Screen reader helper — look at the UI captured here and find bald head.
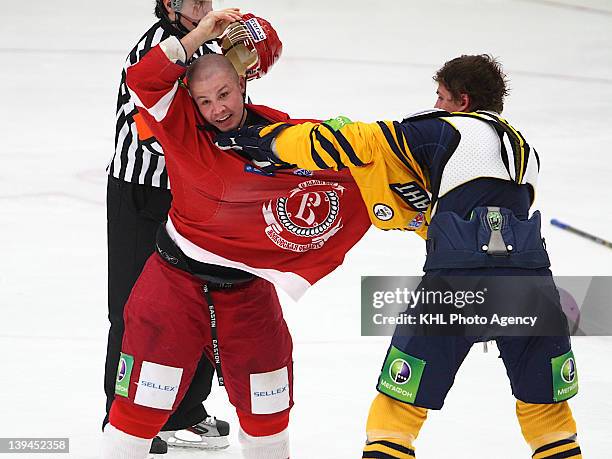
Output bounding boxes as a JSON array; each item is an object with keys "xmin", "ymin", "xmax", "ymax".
[
  {"xmin": 186, "ymin": 53, "xmax": 239, "ymax": 86},
  {"xmin": 186, "ymin": 53, "xmax": 247, "ymax": 132}
]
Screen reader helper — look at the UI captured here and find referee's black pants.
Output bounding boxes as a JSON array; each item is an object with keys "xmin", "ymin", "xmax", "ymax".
[{"xmin": 104, "ymin": 175, "xmax": 215, "ymax": 431}]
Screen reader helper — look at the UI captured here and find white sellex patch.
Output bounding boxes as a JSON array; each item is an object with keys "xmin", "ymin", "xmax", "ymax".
[
  {"xmin": 250, "ymin": 367, "xmax": 290, "ymax": 415},
  {"xmin": 134, "ymin": 361, "xmax": 183, "ymax": 410}
]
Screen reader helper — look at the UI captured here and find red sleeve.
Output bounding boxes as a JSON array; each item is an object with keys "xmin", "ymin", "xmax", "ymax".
[
  {"xmin": 125, "ymin": 44, "xmax": 202, "ymax": 155},
  {"xmin": 288, "ymin": 118, "xmax": 321, "ymax": 124}
]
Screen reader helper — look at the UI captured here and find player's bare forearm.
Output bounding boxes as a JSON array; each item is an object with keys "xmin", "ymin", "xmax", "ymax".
[{"xmin": 180, "ymin": 8, "xmax": 242, "ymax": 59}]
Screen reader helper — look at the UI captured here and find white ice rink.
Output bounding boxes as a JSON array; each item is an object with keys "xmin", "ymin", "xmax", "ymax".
[{"xmin": 1, "ymin": 0, "xmax": 612, "ymax": 457}]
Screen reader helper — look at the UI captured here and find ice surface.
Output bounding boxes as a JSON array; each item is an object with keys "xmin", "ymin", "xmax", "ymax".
[{"xmin": 1, "ymin": 0, "xmax": 611, "ymax": 457}]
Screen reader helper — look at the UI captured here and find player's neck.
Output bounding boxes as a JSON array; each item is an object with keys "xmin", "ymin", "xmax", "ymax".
[{"xmin": 238, "ymin": 108, "xmax": 248, "ymax": 129}]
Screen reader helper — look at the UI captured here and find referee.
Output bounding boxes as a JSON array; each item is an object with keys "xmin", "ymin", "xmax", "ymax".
[{"xmin": 105, "ymin": 0, "xmax": 229, "ymax": 453}]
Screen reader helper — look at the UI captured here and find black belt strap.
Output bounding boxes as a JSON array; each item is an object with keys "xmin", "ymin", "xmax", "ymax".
[
  {"xmin": 155, "ymin": 223, "xmax": 256, "ymax": 387},
  {"xmin": 155, "ymin": 223, "xmax": 255, "ymax": 285},
  {"xmin": 202, "ymin": 284, "xmax": 225, "ymax": 387}
]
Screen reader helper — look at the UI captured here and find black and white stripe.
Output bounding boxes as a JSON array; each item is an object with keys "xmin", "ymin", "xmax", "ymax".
[{"xmin": 107, "ymin": 21, "xmax": 212, "ymax": 189}]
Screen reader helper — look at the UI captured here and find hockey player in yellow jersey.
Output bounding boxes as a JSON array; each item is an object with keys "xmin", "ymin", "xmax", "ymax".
[{"xmin": 216, "ymin": 54, "xmax": 582, "ymax": 459}]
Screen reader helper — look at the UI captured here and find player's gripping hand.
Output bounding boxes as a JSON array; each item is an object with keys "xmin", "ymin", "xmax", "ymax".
[
  {"xmin": 181, "ymin": 8, "xmax": 243, "ymax": 57},
  {"xmin": 196, "ymin": 8, "xmax": 243, "ymax": 41},
  {"xmin": 215, "ymin": 123, "xmax": 294, "ymax": 169}
]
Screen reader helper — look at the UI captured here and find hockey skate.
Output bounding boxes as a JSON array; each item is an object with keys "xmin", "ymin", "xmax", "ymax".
[{"xmin": 158, "ymin": 417, "xmax": 230, "ymax": 450}]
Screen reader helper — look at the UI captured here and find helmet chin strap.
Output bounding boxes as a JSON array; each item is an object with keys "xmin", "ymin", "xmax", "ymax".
[
  {"xmin": 157, "ymin": 0, "xmax": 194, "ymax": 37},
  {"xmin": 170, "ymin": 0, "xmax": 200, "ymax": 34},
  {"xmin": 175, "ymin": 12, "xmax": 199, "ymax": 32}
]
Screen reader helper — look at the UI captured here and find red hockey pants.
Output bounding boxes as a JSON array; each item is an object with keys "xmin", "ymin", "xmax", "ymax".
[{"xmin": 109, "ymin": 254, "xmax": 294, "ymax": 438}]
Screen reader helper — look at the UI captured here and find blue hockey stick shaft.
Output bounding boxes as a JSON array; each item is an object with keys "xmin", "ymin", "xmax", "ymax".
[{"xmin": 550, "ymin": 219, "xmax": 612, "ymax": 249}]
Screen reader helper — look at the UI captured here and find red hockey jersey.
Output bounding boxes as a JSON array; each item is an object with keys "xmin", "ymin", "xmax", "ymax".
[{"xmin": 125, "ymin": 41, "xmax": 371, "ymax": 299}]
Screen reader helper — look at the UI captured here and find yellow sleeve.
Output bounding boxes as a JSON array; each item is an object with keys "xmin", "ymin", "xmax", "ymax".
[
  {"xmin": 272, "ymin": 117, "xmax": 431, "ymax": 237},
  {"xmin": 272, "ymin": 117, "xmax": 381, "ymax": 171}
]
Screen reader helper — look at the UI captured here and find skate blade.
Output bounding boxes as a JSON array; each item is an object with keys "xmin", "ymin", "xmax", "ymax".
[{"xmin": 166, "ymin": 436, "xmax": 230, "ymax": 450}]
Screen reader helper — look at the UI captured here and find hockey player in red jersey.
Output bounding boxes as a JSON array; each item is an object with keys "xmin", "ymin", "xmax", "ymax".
[
  {"xmin": 106, "ymin": 1, "xmax": 229, "ymax": 453},
  {"xmin": 102, "ymin": 8, "xmax": 371, "ymax": 459}
]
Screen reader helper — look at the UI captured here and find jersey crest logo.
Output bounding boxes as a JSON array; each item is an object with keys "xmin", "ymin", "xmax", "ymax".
[
  {"xmin": 390, "ymin": 182, "xmax": 430, "ymax": 211},
  {"xmin": 262, "ymin": 180, "xmax": 344, "ymax": 252},
  {"xmin": 373, "ymin": 203, "xmax": 394, "ymax": 221},
  {"xmin": 487, "ymin": 210, "xmax": 503, "ymax": 231}
]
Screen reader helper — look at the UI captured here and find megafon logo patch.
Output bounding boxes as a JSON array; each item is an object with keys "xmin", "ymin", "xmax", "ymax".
[
  {"xmin": 389, "ymin": 359, "xmax": 412, "ymax": 385},
  {"xmin": 115, "ymin": 353, "xmax": 134, "ymax": 398},
  {"xmin": 561, "ymin": 358, "xmax": 576, "ymax": 384},
  {"xmin": 117, "ymin": 358, "xmax": 127, "ymax": 382},
  {"xmin": 245, "ymin": 18, "xmax": 267, "ymax": 43}
]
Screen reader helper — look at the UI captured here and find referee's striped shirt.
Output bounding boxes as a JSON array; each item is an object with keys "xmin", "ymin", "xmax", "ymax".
[{"xmin": 108, "ymin": 20, "xmax": 212, "ymax": 189}]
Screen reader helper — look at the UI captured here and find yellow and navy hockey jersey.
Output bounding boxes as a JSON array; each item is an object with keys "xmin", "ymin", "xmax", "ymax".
[{"xmin": 271, "ymin": 110, "xmax": 539, "ymax": 238}]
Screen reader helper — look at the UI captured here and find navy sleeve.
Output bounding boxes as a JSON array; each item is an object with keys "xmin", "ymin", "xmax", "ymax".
[{"xmin": 400, "ymin": 118, "xmax": 458, "ymax": 183}]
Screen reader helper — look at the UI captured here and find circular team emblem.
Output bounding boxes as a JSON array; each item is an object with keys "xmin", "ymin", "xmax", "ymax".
[
  {"xmin": 389, "ymin": 359, "xmax": 412, "ymax": 385},
  {"xmin": 276, "ymin": 191, "xmax": 339, "ymax": 237},
  {"xmin": 263, "ymin": 180, "xmax": 345, "ymax": 253},
  {"xmin": 117, "ymin": 357, "xmax": 127, "ymax": 383},
  {"xmin": 373, "ymin": 203, "xmax": 394, "ymax": 221},
  {"xmin": 561, "ymin": 358, "xmax": 576, "ymax": 384}
]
